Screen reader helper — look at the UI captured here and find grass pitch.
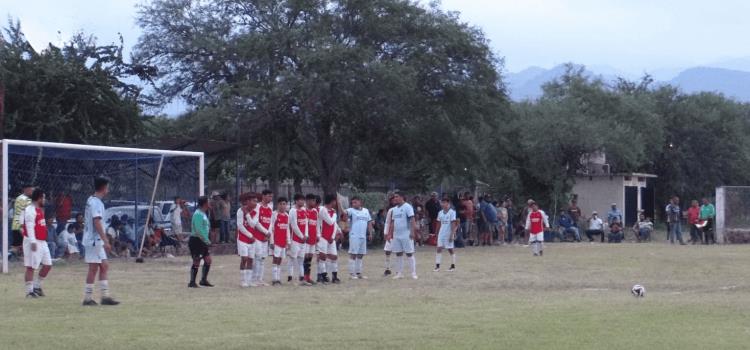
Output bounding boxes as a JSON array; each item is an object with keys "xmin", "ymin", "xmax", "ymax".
[{"xmin": 1, "ymin": 241, "xmax": 749, "ymax": 350}]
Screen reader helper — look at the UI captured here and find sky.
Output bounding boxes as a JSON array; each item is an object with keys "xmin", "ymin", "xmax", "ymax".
[{"xmin": 4, "ymin": 0, "xmax": 750, "ymax": 73}]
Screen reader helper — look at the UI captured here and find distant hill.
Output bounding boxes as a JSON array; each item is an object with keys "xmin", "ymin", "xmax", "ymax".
[{"xmin": 507, "ymin": 63, "xmax": 750, "ymax": 102}]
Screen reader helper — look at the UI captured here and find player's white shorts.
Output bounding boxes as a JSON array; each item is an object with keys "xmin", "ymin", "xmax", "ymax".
[
  {"xmin": 384, "ymin": 239, "xmax": 392, "ymax": 252},
  {"xmin": 317, "ymin": 238, "xmax": 337, "ymax": 256},
  {"xmin": 273, "ymin": 245, "xmax": 287, "ymax": 258},
  {"xmin": 289, "ymin": 241, "xmax": 306, "ymax": 258},
  {"xmin": 390, "ymin": 237, "xmax": 415, "ymax": 254},
  {"xmin": 84, "ymin": 242, "xmax": 108, "ymax": 264},
  {"xmin": 23, "ymin": 239, "xmax": 52, "ymax": 269},
  {"xmin": 304, "ymin": 243, "xmax": 317, "ymax": 255},
  {"xmin": 437, "ymin": 234, "xmax": 455, "ymax": 249},
  {"xmin": 529, "ymin": 232, "xmax": 544, "ymax": 243},
  {"xmin": 237, "ymin": 241, "xmax": 254, "ymax": 257},
  {"xmin": 253, "ymin": 240, "xmax": 269, "ymax": 257},
  {"xmin": 348, "ymin": 237, "xmax": 367, "ymax": 255}
]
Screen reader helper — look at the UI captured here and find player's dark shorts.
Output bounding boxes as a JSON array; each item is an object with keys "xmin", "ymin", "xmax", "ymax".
[
  {"xmin": 210, "ymin": 220, "xmax": 220, "ymax": 229},
  {"xmin": 188, "ymin": 236, "xmax": 210, "ymax": 259},
  {"xmin": 11, "ymin": 230, "xmax": 22, "ymax": 247}
]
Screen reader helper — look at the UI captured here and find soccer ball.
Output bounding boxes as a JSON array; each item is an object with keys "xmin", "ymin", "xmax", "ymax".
[{"xmin": 631, "ymin": 284, "xmax": 646, "ymax": 297}]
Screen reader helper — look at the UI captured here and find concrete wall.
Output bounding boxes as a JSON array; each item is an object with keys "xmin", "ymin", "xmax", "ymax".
[{"xmin": 571, "ymin": 176, "xmax": 625, "ymax": 219}]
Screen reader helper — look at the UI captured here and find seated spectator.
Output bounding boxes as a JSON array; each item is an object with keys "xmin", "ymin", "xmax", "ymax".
[
  {"xmin": 557, "ymin": 210, "xmax": 581, "ymax": 242},
  {"xmin": 106, "ymin": 216, "xmax": 121, "ymax": 257},
  {"xmin": 45, "ymin": 216, "xmax": 59, "ymax": 259},
  {"xmin": 633, "ymin": 213, "xmax": 654, "ymax": 242},
  {"xmin": 121, "ymin": 215, "xmax": 138, "ymax": 253},
  {"xmin": 608, "ymin": 222, "xmax": 624, "ymax": 243},
  {"xmin": 585, "ymin": 211, "xmax": 605, "ymax": 242},
  {"xmin": 57, "ymin": 225, "xmax": 80, "ymax": 259}
]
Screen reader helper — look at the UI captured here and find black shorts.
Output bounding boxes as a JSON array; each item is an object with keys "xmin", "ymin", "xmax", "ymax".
[
  {"xmin": 188, "ymin": 236, "xmax": 210, "ymax": 260},
  {"xmin": 210, "ymin": 220, "xmax": 221, "ymax": 229},
  {"xmin": 11, "ymin": 230, "xmax": 22, "ymax": 247}
]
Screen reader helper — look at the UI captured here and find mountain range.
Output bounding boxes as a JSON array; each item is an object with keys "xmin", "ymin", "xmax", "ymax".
[{"xmin": 506, "ymin": 58, "xmax": 750, "ymax": 102}]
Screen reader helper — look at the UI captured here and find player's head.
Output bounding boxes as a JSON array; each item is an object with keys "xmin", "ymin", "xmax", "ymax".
[
  {"xmin": 293, "ymin": 193, "xmax": 305, "ymax": 207},
  {"xmin": 639, "ymin": 212, "xmax": 646, "ymax": 220},
  {"xmin": 531, "ymin": 202, "xmax": 539, "ymax": 211},
  {"xmin": 592, "ymin": 210, "xmax": 598, "ymax": 218},
  {"xmin": 440, "ymin": 196, "xmax": 450, "ymax": 210},
  {"xmin": 94, "ymin": 177, "xmax": 110, "ymax": 196},
  {"xmin": 197, "ymin": 196, "xmax": 210, "ymax": 211},
  {"xmin": 351, "ymin": 196, "xmax": 362, "ymax": 209},
  {"xmin": 387, "ymin": 193, "xmax": 396, "ymax": 207},
  {"xmin": 324, "ymin": 194, "xmax": 337, "ymax": 208},
  {"xmin": 702, "ymin": 197, "xmax": 709, "ymax": 205},
  {"xmin": 31, "ymin": 188, "xmax": 45, "ymax": 206},
  {"xmin": 277, "ymin": 197, "xmax": 288, "ymax": 212},
  {"xmin": 315, "ymin": 195, "xmax": 322, "ymax": 205},
  {"xmin": 261, "ymin": 189, "xmax": 273, "ymax": 203},
  {"xmin": 691, "ymin": 199, "xmax": 699, "ymax": 207},
  {"xmin": 76, "ymin": 213, "xmax": 84, "ymax": 222},
  {"xmin": 305, "ymin": 194, "xmax": 316, "ymax": 207},
  {"xmin": 174, "ymin": 196, "xmax": 182, "ymax": 204},
  {"xmin": 22, "ymin": 184, "xmax": 34, "ymax": 195},
  {"xmin": 392, "ymin": 191, "xmax": 405, "ymax": 205}
]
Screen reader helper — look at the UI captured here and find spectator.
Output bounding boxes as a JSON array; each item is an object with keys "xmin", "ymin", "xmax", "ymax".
[
  {"xmin": 700, "ymin": 198, "xmax": 716, "ymax": 244},
  {"xmin": 412, "ymin": 196, "xmax": 426, "ymax": 245},
  {"xmin": 425, "ymin": 192, "xmax": 441, "ymax": 235},
  {"xmin": 54, "ymin": 191, "xmax": 73, "ymax": 235},
  {"xmin": 121, "ymin": 215, "xmax": 137, "ymax": 253},
  {"xmin": 505, "ymin": 199, "xmax": 515, "ymax": 243},
  {"xmin": 58, "ymin": 225, "xmax": 80, "ymax": 259},
  {"xmin": 666, "ymin": 196, "xmax": 686, "ymax": 245},
  {"xmin": 586, "ymin": 211, "xmax": 605, "ymax": 242},
  {"xmin": 11, "ymin": 184, "xmax": 34, "ymax": 257},
  {"xmin": 219, "ymin": 193, "xmax": 231, "ymax": 243},
  {"xmin": 606, "ymin": 203, "xmax": 623, "ymax": 225},
  {"xmin": 45, "ymin": 216, "xmax": 59, "ymax": 259},
  {"xmin": 608, "ymin": 222, "xmax": 624, "ymax": 243},
  {"xmin": 633, "ymin": 213, "xmax": 653, "ymax": 242},
  {"xmin": 687, "ymin": 200, "xmax": 701, "ymax": 244},
  {"xmin": 478, "ymin": 195, "xmax": 498, "ymax": 246},
  {"xmin": 557, "ymin": 210, "xmax": 581, "ymax": 242},
  {"xmin": 568, "ymin": 199, "xmax": 583, "ymax": 228},
  {"xmin": 106, "ymin": 215, "xmax": 121, "ymax": 257},
  {"xmin": 170, "ymin": 196, "xmax": 184, "ymax": 236},
  {"xmin": 69, "ymin": 213, "xmax": 85, "ymax": 255},
  {"xmin": 459, "ymin": 192, "xmax": 475, "ymax": 246},
  {"xmin": 496, "ymin": 200, "xmax": 508, "ymax": 244}
]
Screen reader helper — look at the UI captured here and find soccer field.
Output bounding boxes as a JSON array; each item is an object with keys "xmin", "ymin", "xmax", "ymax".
[{"xmin": 1, "ymin": 242, "xmax": 749, "ymax": 350}]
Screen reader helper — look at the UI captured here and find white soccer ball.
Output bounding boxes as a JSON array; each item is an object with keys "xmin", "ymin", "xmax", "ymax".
[{"xmin": 631, "ymin": 284, "xmax": 646, "ymax": 297}]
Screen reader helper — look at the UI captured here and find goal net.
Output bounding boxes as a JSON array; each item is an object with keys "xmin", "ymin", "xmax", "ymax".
[
  {"xmin": 715, "ymin": 186, "xmax": 750, "ymax": 244},
  {"xmin": 2, "ymin": 139, "xmax": 204, "ymax": 273}
]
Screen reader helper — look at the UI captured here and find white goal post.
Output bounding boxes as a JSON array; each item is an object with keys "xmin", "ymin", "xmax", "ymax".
[{"xmin": 2, "ymin": 139, "xmax": 205, "ymax": 273}]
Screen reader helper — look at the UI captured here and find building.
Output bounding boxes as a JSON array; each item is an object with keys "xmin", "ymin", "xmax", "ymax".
[{"xmin": 571, "ymin": 173, "xmax": 657, "ymax": 226}]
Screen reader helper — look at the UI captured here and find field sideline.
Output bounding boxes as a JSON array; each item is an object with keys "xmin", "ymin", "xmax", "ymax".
[{"xmin": 1, "ymin": 242, "xmax": 749, "ymax": 350}]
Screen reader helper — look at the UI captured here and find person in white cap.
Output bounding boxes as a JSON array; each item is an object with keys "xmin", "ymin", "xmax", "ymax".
[{"xmin": 586, "ymin": 211, "xmax": 605, "ymax": 242}]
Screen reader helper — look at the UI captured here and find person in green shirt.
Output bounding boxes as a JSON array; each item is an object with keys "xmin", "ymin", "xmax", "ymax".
[
  {"xmin": 700, "ymin": 198, "xmax": 716, "ymax": 244},
  {"xmin": 188, "ymin": 196, "xmax": 214, "ymax": 288}
]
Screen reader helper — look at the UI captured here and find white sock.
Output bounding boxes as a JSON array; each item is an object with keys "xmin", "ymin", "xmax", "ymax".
[
  {"xmin": 451, "ymin": 253, "xmax": 456, "ymax": 265},
  {"xmin": 435, "ymin": 253, "xmax": 442, "ymax": 265},
  {"xmin": 241, "ymin": 269, "xmax": 246, "ymax": 284},
  {"xmin": 287, "ymin": 257, "xmax": 295, "ymax": 277},
  {"xmin": 298, "ymin": 258, "xmax": 304, "ymax": 277},
  {"xmin": 320, "ymin": 260, "xmax": 327, "ymax": 274},
  {"xmin": 99, "ymin": 280, "xmax": 110, "ymax": 297},
  {"xmin": 25, "ymin": 281, "xmax": 34, "ymax": 293},
  {"xmin": 33, "ymin": 276, "xmax": 44, "ymax": 289},
  {"xmin": 397, "ymin": 256, "xmax": 404, "ymax": 274},
  {"xmin": 385, "ymin": 255, "xmax": 391, "ymax": 270},
  {"xmin": 258, "ymin": 258, "xmax": 266, "ymax": 281},
  {"xmin": 84, "ymin": 283, "xmax": 94, "ymax": 301},
  {"xmin": 408, "ymin": 256, "xmax": 416, "ymax": 275},
  {"xmin": 356, "ymin": 259, "xmax": 363, "ymax": 274},
  {"xmin": 330, "ymin": 260, "xmax": 338, "ymax": 273},
  {"xmin": 349, "ymin": 259, "xmax": 356, "ymax": 275},
  {"xmin": 272, "ymin": 265, "xmax": 280, "ymax": 281}
]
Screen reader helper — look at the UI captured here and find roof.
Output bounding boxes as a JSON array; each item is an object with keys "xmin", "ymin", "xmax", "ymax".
[{"xmin": 576, "ymin": 172, "xmax": 658, "ymax": 179}]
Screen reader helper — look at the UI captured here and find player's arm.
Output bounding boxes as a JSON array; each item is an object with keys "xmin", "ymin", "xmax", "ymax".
[
  {"xmin": 320, "ymin": 208, "xmax": 336, "ymax": 226},
  {"xmin": 385, "ymin": 210, "xmax": 393, "ymax": 241},
  {"xmin": 525, "ymin": 214, "xmax": 531, "ymax": 231},
  {"xmin": 451, "ymin": 219, "xmax": 459, "ymax": 241},
  {"xmin": 95, "ymin": 217, "xmax": 109, "ymax": 251},
  {"xmin": 236, "ymin": 209, "xmax": 255, "ymax": 242},
  {"xmin": 367, "ymin": 217, "xmax": 374, "ymax": 241},
  {"xmin": 286, "ymin": 219, "xmax": 291, "ymax": 248},
  {"xmin": 24, "ymin": 206, "xmax": 38, "ymax": 251},
  {"xmin": 409, "ymin": 216, "xmax": 417, "ymax": 240},
  {"xmin": 248, "ymin": 210, "xmax": 269, "ymax": 236},
  {"xmin": 269, "ymin": 211, "xmax": 277, "ymax": 245},
  {"xmin": 289, "ymin": 210, "xmax": 304, "ymax": 240},
  {"xmin": 543, "ymin": 213, "xmax": 550, "ymax": 229}
]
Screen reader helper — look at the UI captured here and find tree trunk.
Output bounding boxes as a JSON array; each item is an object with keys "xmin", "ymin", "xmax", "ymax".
[{"xmin": 293, "ymin": 177, "xmax": 303, "ymax": 195}]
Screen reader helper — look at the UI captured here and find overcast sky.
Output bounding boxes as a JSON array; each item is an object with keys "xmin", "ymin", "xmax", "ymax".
[{"xmin": 4, "ymin": 0, "xmax": 750, "ymax": 74}]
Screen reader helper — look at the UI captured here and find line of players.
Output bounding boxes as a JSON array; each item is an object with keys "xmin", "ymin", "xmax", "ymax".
[{"xmin": 186, "ymin": 190, "xmax": 463, "ymax": 288}]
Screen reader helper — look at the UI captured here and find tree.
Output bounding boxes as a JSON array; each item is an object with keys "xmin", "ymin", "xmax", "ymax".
[
  {"xmin": 135, "ymin": 0, "xmax": 507, "ymax": 194},
  {"xmin": 0, "ymin": 20, "xmax": 149, "ymax": 144}
]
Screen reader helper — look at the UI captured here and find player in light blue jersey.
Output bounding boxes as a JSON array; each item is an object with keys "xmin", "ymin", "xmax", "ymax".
[
  {"xmin": 386, "ymin": 191, "xmax": 418, "ymax": 280},
  {"xmin": 345, "ymin": 197, "xmax": 373, "ymax": 279},
  {"xmin": 434, "ymin": 197, "xmax": 458, "ymax": 272},
  {"xmin": 81, "ymin": 177, "xmax": 119, "ymax": 306}
]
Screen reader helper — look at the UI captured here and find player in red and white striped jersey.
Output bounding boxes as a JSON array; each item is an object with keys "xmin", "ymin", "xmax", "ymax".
[
  {"xmin": 236, "ymin": 193, "xmax": 267, "ymax": 287},
  {"xmin": 318, "ymin": 194, "xmax": 342, "ymax": 284},
  {"xmin": 269, "ymin": 198, "xmax": 291, "ymax": 286},
  {"xmin": 254, "ymin": 190, "xmax": 274, "ymax": 286},
  {"xmin": 304, "ymin": 194, "xmax": 320, "ymax": 285},
  {"xmin": 288, "ymin": 194, "xmax": 308, "ymax": 284},
  {"xmin": 22, "ymin": 188, "xmax": 53, "ymax": 298}
]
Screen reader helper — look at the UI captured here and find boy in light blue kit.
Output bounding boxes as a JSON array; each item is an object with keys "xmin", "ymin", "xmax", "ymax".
[{"xmin": 345, "ymin": 197, "xmax": 373, "ymax": 279}]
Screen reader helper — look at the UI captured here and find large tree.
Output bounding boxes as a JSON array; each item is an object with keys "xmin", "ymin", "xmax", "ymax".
[
  {"xmin": 135, "ymin": 0, "xmax": 507, "ymax": 194},
  {"xmin": 0, "ymin": 20, "xmax": 148, "ymax": 144}
]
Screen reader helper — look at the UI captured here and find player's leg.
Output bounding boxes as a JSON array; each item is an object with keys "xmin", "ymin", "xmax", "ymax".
[
  {"xmin": 448, "ymin": 248, "xmax": 456, "ymax": 271},
  {"xmin": 199, "ymin": 254, "xmax": 214, "ymax": 286},
  {"xmin": 406, "ymin": 239, "xmax": 417, "ymax": 279},
  {"xmin": 383, "ymin": 239, "xmax": 392, "ymax": 276},
  {"xmin": 24, "ymin": 266, "xmax": 36, "ymax": 297},
  {"xmin": 434, "ymin": 245, "xmax": 443, "ymax": 272},
  {"xmin": 287, "ymin": 246, "xmax": 296, "ymax": 282},
  {"xmin": 356, "ymin": 254, "xmax": 366, "ymax": 279},
  {"xmin": 316, "ymin": 239, "xmax": 328, "ymax": 283},
  {"xmin": 83, "ymin": 263, "xmax": 99, "ymax": 305},
  {"xmin": 22, "ymin": 239, "xmax": 37, "ymax": 297},
  {"xmin": 34, "ymin": 244, "xmax": 52, "ymax": 296},
  {"xmin": 349, "ymin": 252, "xmax": 358, "ymax": 279},
  {"xmin": 327, "ymin": 242, "xmax": 339, "ymax": 284}
]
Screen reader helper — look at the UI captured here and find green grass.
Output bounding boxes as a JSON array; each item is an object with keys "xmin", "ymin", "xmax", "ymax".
[{"xmin": 1, "ymin": 241, "xmax": 749, "ymax": 350}]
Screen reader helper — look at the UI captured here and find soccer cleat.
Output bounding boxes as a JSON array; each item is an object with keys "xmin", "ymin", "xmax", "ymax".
[
  {"xmin": 411, "ymin": 274, "xmax": 419, "ymax": 280},
  {"xmin": 33, "ymin": 288, "xmax": 45, "ymax": 297},
  {"xmin": 298, "ymin": 276, "xmax": 304, "ymax": 282},
  {"xmin": 272, "ymin": 280, "xmax": 282, "ymax": 286},
  {"xmin": 300, "ymin": 280, "xmax": 313, "ymax": 286},
  {"xmin": 256, "ymin": 281, "xmax": 269, "ymax": 287},
  {"xmin": 199, "ymin": 280, "xmax": 215, "ymax": 287},
  {"xmin": 539, "ymin": 250, "xmax": 543, "ymax": 256},
  {"xmin": 188, "ymin": 282, "xmax": 199, "ymax": 288},
  {"xmin": 26, "ymin": 291, "xmax": 39, "ymax": 299},
  {"xmin": 433, "ymin": 267, "xmax": 440, "ymax": 272},
  {"xmin": 331, "ymin": 277, "xmax": 341, "ymax": 284},
  {"xmin": 384, "ymin": 269, "xmax": 392, "ymax": 276},
  {"xmin": 288, "ymin": 276, "xmax": 293, "ymax": 282},
  {"xmin": 357, "ymin": 274, "xmax": 368, "ymax": 280},
  {"xmin": 350, "ymin": 274, "xmax": 360, "ymax": 279},
  {"xmin": 392, "ymin": 273, "xmax": 404, "ymax": 280},
  {"xmin": 240, "ymin": 282, "xmax": 250, "ymax": 288},
  {"xmin": 100, "ymin": 297, "xmax": 120, "ymax": 306},
  {"xmin": 82, "ymin": 299, "xmax": 98, "ymax": 306},
  {"xmin": 448, "ymin": 264, "xmax": 455, "ymax": 272}
]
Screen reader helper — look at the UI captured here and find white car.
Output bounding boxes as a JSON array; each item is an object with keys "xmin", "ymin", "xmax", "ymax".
[{"xmin": 103, "ymin": 205, "xmax": 169, "ymax": 230}]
